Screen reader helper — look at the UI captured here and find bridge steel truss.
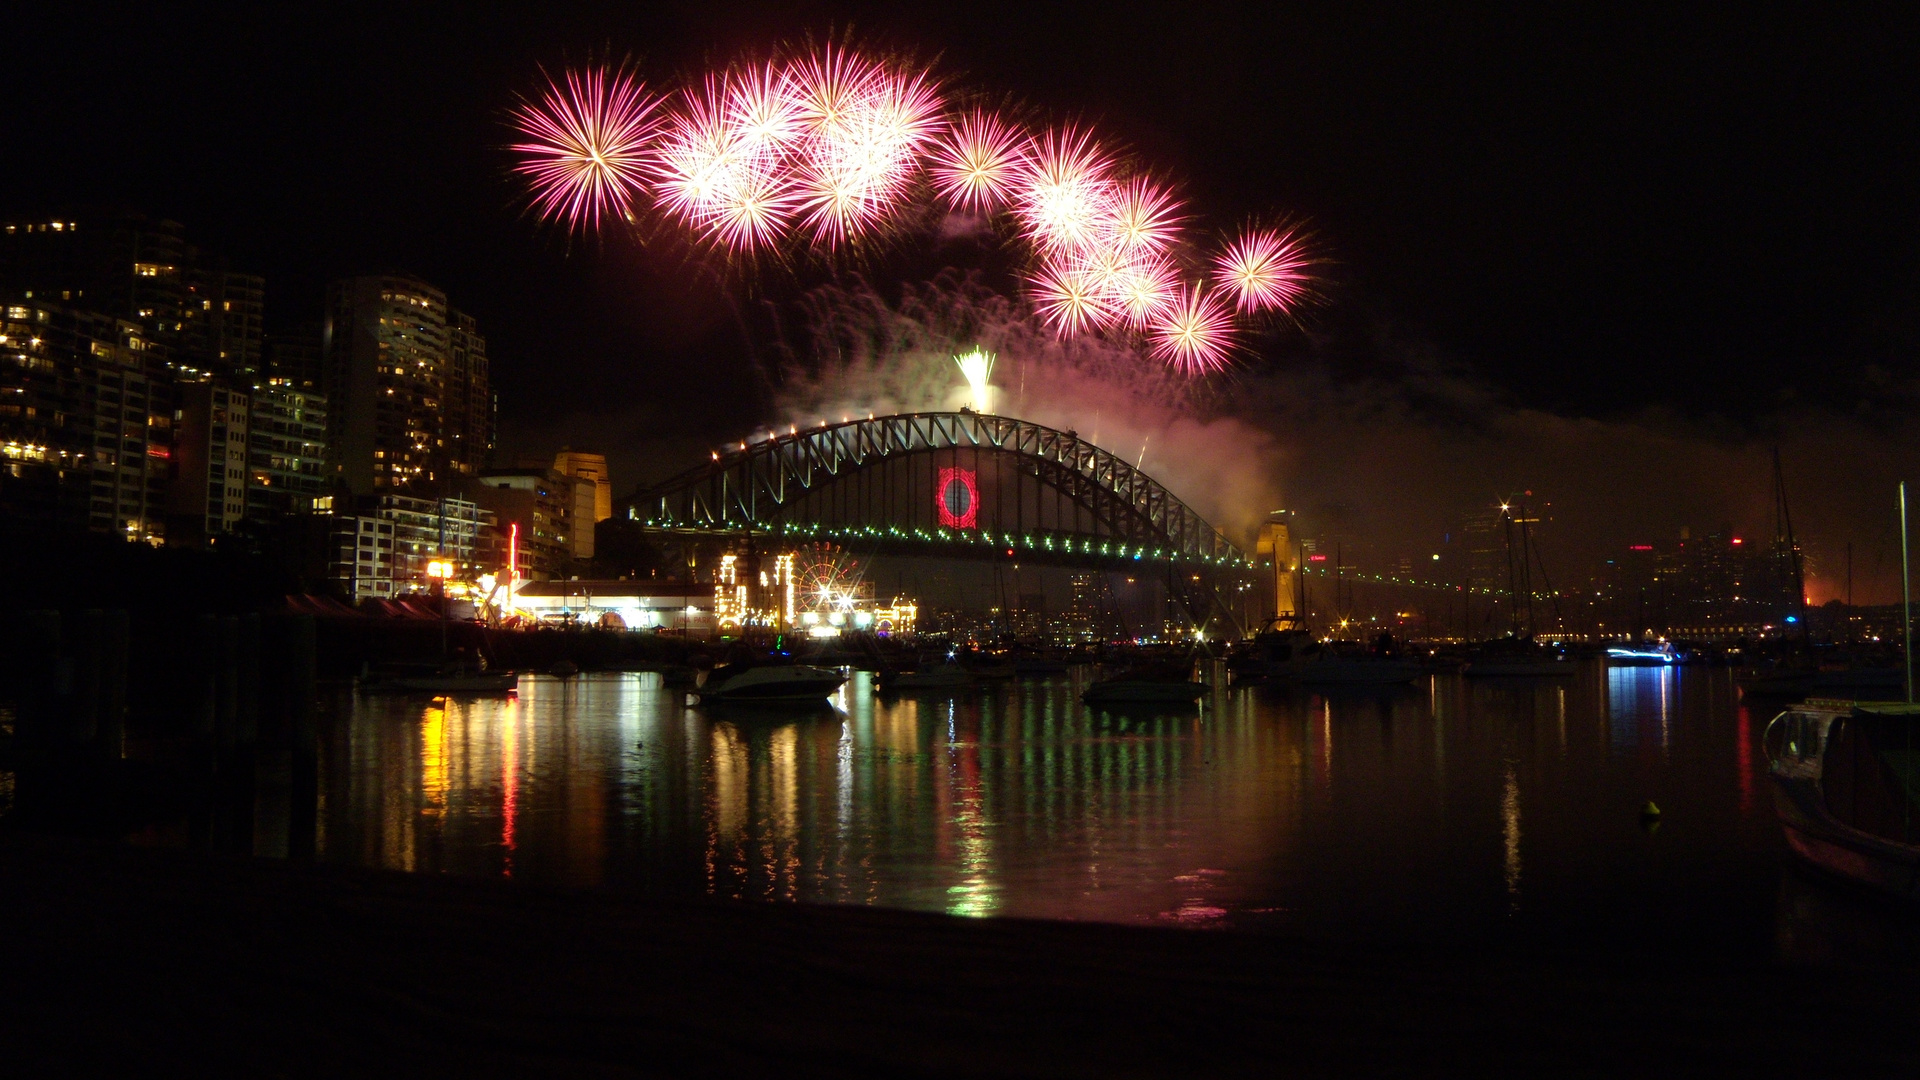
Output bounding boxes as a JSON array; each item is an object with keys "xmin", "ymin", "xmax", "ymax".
[{"xmin": 625, "ymin": 412, "xmax": 1257, "ymax": 632}]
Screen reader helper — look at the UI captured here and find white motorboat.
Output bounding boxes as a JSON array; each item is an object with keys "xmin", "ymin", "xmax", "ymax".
[{"xmin": 696, "ymin": 661, "xmax": 846, "ymax": 703}]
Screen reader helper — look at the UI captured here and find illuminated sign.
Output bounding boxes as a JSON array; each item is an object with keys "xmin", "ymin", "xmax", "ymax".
[
  {"xmin": 937, "ymin": 467, "xmax": 977, "ymax": 528},
  {"xmin": 1628, "ymin": 545, "xmax": 1653, "ymax": 551},
  {"xmin": 1306, "ymin": 554, "xmax": 1328, "ymax": 562}
]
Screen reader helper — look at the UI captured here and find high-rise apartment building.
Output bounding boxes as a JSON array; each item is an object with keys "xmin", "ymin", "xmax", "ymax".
[
  {"xmin": 323, "ymin": 276, "xmax": 448, "ymax": 495},
  {"xmin": 0, "ymin": 299, "xmax": 173, "ymax": 539},
  {"xmin": 444, "ymin": 308, "xmax": 492, "ymax": 476},
  {"xmin": 0, "ymin": 212, "xmax": 262, "ymax": 381},
  {"xmin": 171, "ymin": 382, "xmax": 251, "ymax": 541},
  {"xmin": 246, "ymin": 382, "xmax": 328, "ymax": 520},
  {"xmin": 265, "ymin": 327, "xmax": 323, "ymax": 391},
  {"xmin": 181, "ymin": 257, "xmax": 265, "ymax": 381},
  {"xmin": 322, "ymin": 276, "xmax": 490, "ymax": 496},
  {"xmin": 1, "ymin": 214, "xmax": 190, "ymax": 345}
]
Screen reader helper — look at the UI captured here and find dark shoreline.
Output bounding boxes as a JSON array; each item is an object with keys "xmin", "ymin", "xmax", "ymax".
[{"xmin": 3, "ymin": 834, "xmax": 1916, "ymax": 1077}]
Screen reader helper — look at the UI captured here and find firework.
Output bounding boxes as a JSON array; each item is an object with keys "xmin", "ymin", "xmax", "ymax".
[
  {"xmin": 653, "ymin": 74, "xmax": 797, "ymax": 249},
  {"xmin": 1030, "ymin": 263, "xmax": 1117, "ymax": 334},
  {"xmin": 1214, "ymin": 228, "xmax": 1312, "ymax": 313},
  {"xmin": 1149, "ymin": 284, "xmax": 1235, "ymax": 373},
  {"xmin": 511, "ymin": 46, "xmax": 1317, "ymax": 377},
  {"xmin": 1105, "ymin": 254, "xmax": 1181, "ymax": 328},
  {"xmin": 929, "ymin": 111, "xmax": 1028, "ymax": 212},
  {"xmin": 953, "ymin": 347, "xmax": 996, "ymax": 412},
  {"xmin": 1012, "ymin": 127, "xmax": 1116, "ymax": 256},
  {"xmin": 787, "ymin": 47, "xmax": 945, "ymax": 245},
  {"xmin": 511, "ymin": 67, "xmax": 663, "ymax": 230},
  {"xmin": 1102, "ymin": 176, "xmax": 1182, "ymax": 256}
]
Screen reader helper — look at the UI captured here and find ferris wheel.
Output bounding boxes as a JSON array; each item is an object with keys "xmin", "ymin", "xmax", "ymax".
[{"xmin": 792, "ymin": 542, "xmax": 863, "ymax": 611}]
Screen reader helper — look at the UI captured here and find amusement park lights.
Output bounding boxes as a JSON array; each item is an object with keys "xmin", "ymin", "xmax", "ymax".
[
  {"xmin": 953, "ymin": 348, "xmax": 995, "ymax": 412},
  {"xmin": 509, "ymin": 42, "xmax": 1317, "ymax": 375}
]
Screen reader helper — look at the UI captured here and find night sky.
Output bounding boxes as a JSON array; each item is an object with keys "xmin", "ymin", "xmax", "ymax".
[{"xmin": 8, "ymin": 2, "xmax": 1918, "ymax": 593}]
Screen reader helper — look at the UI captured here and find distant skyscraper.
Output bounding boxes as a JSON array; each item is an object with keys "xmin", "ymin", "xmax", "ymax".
[{"xmin": 322, "ymin": 275, "xmax": 449, "ymax": 495}]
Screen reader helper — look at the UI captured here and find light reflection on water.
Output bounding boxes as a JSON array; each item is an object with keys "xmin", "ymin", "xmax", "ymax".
[{"xmin": 313, "ymin": 666, "xmax": 1914, "ymax": 960}]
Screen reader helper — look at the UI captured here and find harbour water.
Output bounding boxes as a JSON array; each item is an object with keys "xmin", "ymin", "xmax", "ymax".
[{"xmin": 314, "ymin": 665, "xmax": 1920, "ymax": 963}]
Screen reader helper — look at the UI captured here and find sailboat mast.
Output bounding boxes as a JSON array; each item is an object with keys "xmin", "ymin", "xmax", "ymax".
[
  {"xmin": 1502, "ymin": 506, "xmax": 1521, "ymax": 637},
  {"xmin": 1902, "ymin": 482, "xmax": 1912, "ymax": 704}
]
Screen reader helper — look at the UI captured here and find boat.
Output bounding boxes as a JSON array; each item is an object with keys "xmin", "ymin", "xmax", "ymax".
[
  {"xmin": 1012, "ymin": 653, "xmax": 1071, "ymax": 676},
  {"xmin": 695, "ymin": 659, "xmax": 846, "ymax": 704},
  {"xmin": 1766, "ymin": 700, "xmax": 1920, "ymax": 900},
  {"xmin": 1083, "ymin": 673, "xmax": 1209, "ymax": 705},
  {"xmin": 1606, "ymin": 642, "xmax": 1680, "ymax": 667},
  {"xmin": 877, "ymin": 662, "xmax": 977, "ymax": 692},
  {"xmin": 1229, "ymin": 620, "xmax": 1425, "ymax": 686},
  {"xmin": 360, "ymin": 663, "xmax": 518, "ymax": 694},
  {"xmin": 1463, "ymin": 635, "xmax": 1577, "ymax": 678},
  {"xmin": 1289, "ymin": 654, "xmax": 1428, "ymax": 685}
]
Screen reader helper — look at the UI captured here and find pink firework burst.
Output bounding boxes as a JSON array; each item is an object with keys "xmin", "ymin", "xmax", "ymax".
[
  {"xmin": 725, "ymin": 62, "xmax": 805, "ymax": 152},
  {"xmin": 1214, "ymin": 228, "xmax": 1313, "ymax": 313},
  {"xmin": 511, "ymin": 67, "xmax": 663, "ymax": 230},
  {"xmin": 1149, "ymin": 284, "xmax": 1236, "ymax": 374},
  {"xmin": 653, "ymin": 75, "xmax": 797, "ymax": 250},
  {"xmin": 1030, "ymin": 263, "xmax": 1119, "ymax": 335},
  {"xmin": 788, "ymin": 51, "xmax": 945, "ymax": 245},
  {"xmin": 929, "ymin": 110, "xmax": 1028, "ymax": 212},
  {"xmin": 1106, "ymin": 254, "xmax": 1181, "ymax": 329},
  {"xmin": 1103, "ymin": 176, "xmax": 1183, "ymax": 256},
  {"xmin": 1012, "ymin": 127, "xmax": 1116, "ymax": 256}
]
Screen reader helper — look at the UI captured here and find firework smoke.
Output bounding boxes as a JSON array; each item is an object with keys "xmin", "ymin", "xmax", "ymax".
[{"xmin": 509, "ymin": 41, "xmax": 1319, "ymax": 375}]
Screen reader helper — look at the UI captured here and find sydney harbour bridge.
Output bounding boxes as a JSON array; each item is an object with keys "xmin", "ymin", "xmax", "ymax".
[{"xmin": 618, "ymin": 411, "xmax": 1268, "ymax": 636}]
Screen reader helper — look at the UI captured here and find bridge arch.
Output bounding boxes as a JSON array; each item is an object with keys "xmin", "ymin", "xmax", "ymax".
[{"xmin": 622, "ymin": 411, "xmax": 1251, "ymax": 571}]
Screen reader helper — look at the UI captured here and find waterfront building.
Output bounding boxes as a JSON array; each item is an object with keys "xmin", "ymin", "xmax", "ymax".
[
  {"xmin": 511, "ymin": 579, "xmax": 718, "ymax": 633},
  {"xmin": 327, "ymin": 514, "xmax": 395, "ymax": 600},
  {"xmin": 323, "ymin": 494, "xmax": 491, "ymax": 601}
]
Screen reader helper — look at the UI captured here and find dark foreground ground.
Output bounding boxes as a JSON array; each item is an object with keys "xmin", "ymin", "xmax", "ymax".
[{"xmin": 2, "ymin": 836, "xmax": 1917, "ymax": 1078}]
